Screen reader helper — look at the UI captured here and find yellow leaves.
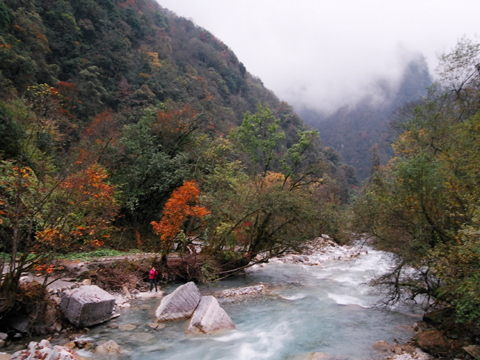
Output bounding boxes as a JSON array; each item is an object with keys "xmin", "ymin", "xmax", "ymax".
[
  {"xmin": 138, "ymin": 72, "xmax": 150, "ymax": 80},
  {"xmin": 146, "ymin": 51, "xmax": 162, "ymax": 70},
  {"xmin": 263, "ymin": 171, "xmax": 285, "ymax": 187}
]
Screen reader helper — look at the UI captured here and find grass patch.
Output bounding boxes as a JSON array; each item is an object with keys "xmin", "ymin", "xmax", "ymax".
[
  {"xmin": 61, "ymin": 248, "xmax": 144, "ymax": 261},
  {"xmin": 0, "ymin": 252, "xmax": 12, "ymax": 261}
]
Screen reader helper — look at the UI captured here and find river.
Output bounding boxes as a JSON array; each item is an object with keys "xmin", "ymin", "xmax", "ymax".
[{"xmin": 79, "ymin": 244, "xmax": 423, "ymax": 360}]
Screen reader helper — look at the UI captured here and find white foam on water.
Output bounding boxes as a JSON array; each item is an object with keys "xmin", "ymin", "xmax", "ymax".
[
  {"xmin": 327, "ymin": 293, "xmax": 371, "ymax": 308},
  {"xmin": 75, "ymin": 349, "xmax": 94, "ymax": 358},
  {"xmin": 279, "ymin": 293, "xmax": 306, "ymax": 301},
  {"xmin": 331, "ymin": 274, "xmax": 363, "ymax": 286},
  {"xmin": 211, "ymin": 330, "xmax": 248, "ymax": 343},
  {"xmin": 313, "ymin": 271, "xmax": 332, "ymax": 280},
  {"xmin": 232, "ymin": 323, "xmax": 290, "ymax": 360},
  {"xmin": 74, "ymin": 336, "xmax": 96, "ymax": 342}
]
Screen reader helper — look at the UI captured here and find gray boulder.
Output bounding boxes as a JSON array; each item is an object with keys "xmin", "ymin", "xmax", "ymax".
[
  {"xmin": 156, "ymin": 282, "xmax": 201, "ymax": 321},
  {"xmin": 187, "ymin": 296, "xmax": 235, "ymax": 335},
  {"xmin": 59, "ymin": 285, "xmax": 115, "ymax": 327}
]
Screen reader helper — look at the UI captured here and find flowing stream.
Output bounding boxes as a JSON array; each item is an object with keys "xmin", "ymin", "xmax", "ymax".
[{"xmin": 79, "ymin": 246, "xmax": 423, "ymax": 360}]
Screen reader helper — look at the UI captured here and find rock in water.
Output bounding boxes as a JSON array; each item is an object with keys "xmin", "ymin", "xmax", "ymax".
[
  {"xmin": 372, "ymin": 340, "xmax": 393, "ymax": 352},
  {"xmin": 187, "ymin": 296, "xmax": 235, "ymax": 335},
  {"xmin": 59, "ymin": 285, "xmax": 115, "ymax": 327},
  {"xmin": 94, "ymin": 340, "xmax": 122, "ymax": 355},
  {"xmin": 156, "ymin": 282, "xmax": 201, "ymax": 321}
]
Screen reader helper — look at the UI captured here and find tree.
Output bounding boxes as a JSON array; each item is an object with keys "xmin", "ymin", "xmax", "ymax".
[
  {"xmin": 0, "ymin": 93, "xmax": 118, "ymax": 318},
  {"xmin": 151, "ymin": 180, "xmax": 209, "ymax": 259},
  {"xmin": 352, "ymin": 39, "xmax": 480, "ymax": 326},
  {"xmin": 203, "ymin": 106, "xmax": 326, "ymax": 275},
  {"xmin": 111, "ymin": 104, "xmax": 204, "ymax": 234}
]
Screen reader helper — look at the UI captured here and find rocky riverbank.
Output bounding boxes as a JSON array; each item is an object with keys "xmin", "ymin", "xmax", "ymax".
[{"xmin": 1, "ymin": 236, "xmax": 479, "ymax": 359}]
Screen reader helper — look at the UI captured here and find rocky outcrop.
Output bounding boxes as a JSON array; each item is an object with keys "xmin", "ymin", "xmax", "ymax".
[
  {"xmin": 214, "ymin": 284, "xmax": 268, "ymax": 300},
  {"xmin": 415, "ymin": 329, "xmax": 449, "ymax": 355},
  {"xmin": 59, "ymin": 285, "xmax": 115, "ymax": 327},
  {"xmin": 10, "ymin": 340, "xmax": 84, "ymax": 360},
  {"xmin": 266, "ymin": 236, "xmax": 369, "ymax": 266},
  {"xmin": 156, "ymin": 282, "xmax": 201, "ymax": 321},
  {"xmin": 187, "ymin": 296, "xmax": 235, "ymax": 335}
]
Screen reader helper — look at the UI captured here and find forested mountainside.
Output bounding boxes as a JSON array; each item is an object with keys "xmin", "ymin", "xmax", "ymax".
[
  {"xmin": 300, "ymin": 56, "xmax": 432, "ymax": 181},
  {"xmin": 0, "ymin": 0, "xmax": 357, "ymax": 306},
  {"xmin": 1, "ymin": 0, "xmax": 307, "ymax": 133}
]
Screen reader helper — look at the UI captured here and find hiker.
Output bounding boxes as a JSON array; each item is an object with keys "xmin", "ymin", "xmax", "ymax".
[{"xmin": 149, "ymin": 266, "xmax": 158, "ymax": 292}]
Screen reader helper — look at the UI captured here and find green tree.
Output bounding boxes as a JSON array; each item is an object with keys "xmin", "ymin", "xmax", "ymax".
[
  {"xmin": 111, "ymin": 104, "xmax": 204, "ymax": 236},
  {"xmin": 203, "ymin": 106, "xmax": 325, "ymax": 275}
]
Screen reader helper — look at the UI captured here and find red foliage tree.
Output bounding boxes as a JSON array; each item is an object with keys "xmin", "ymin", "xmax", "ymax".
[{"xmin": 151, "ymin": 180, "xmax": 209, "ymax": 257}]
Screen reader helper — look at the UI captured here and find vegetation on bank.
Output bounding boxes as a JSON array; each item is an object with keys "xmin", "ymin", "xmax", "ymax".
[
  {"xmin": 0, "ymin": 0, "xmax": 352, "ymax": 324},
  {"xmin": 1, "ymin": 0, "xmax": 479, "ymax": 340},
  {"xmin": 351, "ymin": 38, "xmax": 480, "ymax": 329}
]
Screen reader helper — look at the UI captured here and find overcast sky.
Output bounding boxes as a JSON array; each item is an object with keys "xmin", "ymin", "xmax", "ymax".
[{"xmin": 157, "ymin": 1, "xmax": 480, "ymax": 113}]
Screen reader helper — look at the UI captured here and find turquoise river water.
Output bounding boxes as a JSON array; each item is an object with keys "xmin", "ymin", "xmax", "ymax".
[{"xmin": 77, "ymin": 247, "xmax": 423, "ymax": 360}]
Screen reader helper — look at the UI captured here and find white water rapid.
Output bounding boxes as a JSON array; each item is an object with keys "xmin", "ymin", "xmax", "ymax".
[{"xmin": 80, "ymin": 245, "xmax": 423, "ymax": 360}]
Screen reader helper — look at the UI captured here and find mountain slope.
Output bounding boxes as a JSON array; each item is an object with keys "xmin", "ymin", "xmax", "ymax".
[
  {"xmin": 0, "ymin": 0, "xmax": 307, "ymax": 138},
  {"xmin": 299, "ymin": 55, "xmax": 432, "ymax": 181}
]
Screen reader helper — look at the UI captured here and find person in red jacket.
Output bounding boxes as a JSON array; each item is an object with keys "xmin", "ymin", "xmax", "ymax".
[{"xmin": 149, "ymin": 266, "xmax": 158, "ymax": 292}]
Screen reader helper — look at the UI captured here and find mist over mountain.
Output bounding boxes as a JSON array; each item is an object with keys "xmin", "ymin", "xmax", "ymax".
[{"xmin": 298, "ymin": 55, "xmax": 433, "ymax": 181}]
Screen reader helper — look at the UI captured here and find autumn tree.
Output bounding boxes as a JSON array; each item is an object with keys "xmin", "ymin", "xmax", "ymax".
[
  {"xmin": 0, "ymin": 92, "xmax": 118, "ymax": 318},
  {"xmin": 151, "ymin": 180, "xmax": 209, "ymax": 260}
]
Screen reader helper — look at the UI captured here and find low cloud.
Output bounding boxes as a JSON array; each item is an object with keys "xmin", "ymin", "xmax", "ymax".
[{"xmin": 158, "ymin": 0, "xmax": 480, "ymax": 113}]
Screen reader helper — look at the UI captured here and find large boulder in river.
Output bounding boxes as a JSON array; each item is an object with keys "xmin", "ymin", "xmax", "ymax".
[
  {"xmin": 156, "ymin": 282, "xmax": 201, "ymax": 321},
  {"xmin": 187, "ymin": 296, "xmax": 235, "ymax": 335},
  {"xmin": 59, "ymin": 285, "xmax": 115, "ymax": 327}
]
